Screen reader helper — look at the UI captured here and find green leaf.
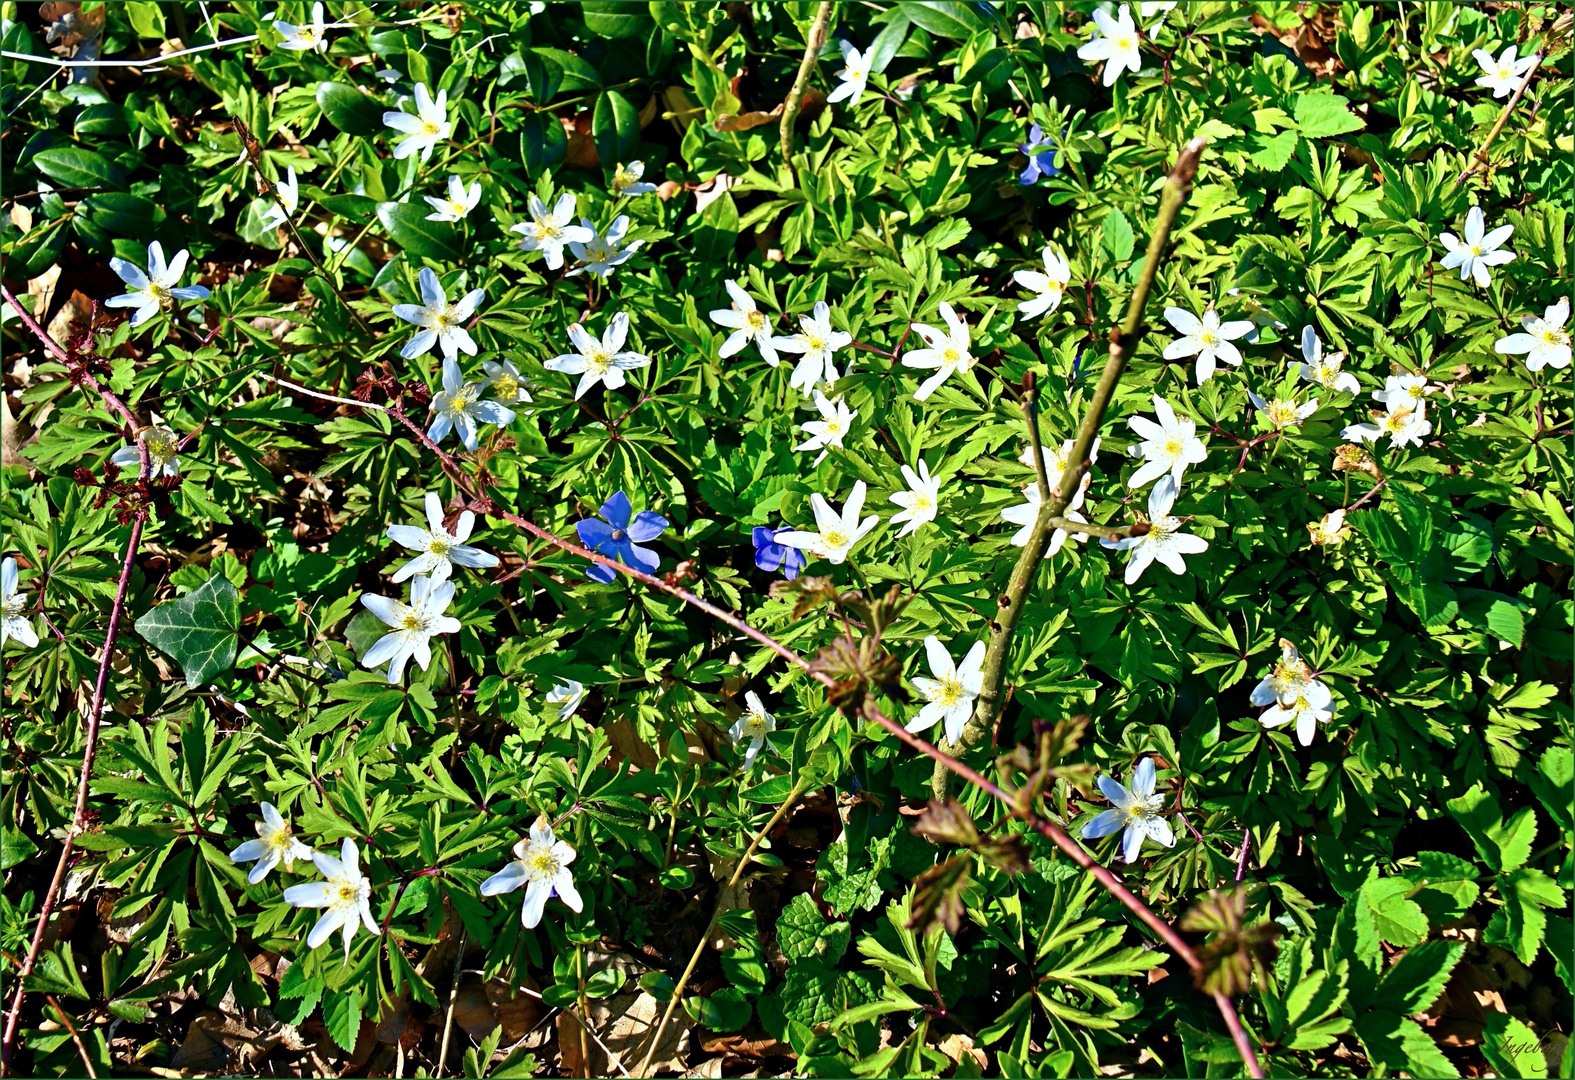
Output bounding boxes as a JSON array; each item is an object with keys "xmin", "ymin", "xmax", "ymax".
[
  {"xmin": 899, "ymin": 1, "xmax": 988, "ymax": 39},
  {"xmin": 684, "ymin": 986, "xmax": 751, "ymax": 1032},
  {"xmin": 377, "ymin": 200, "xmax": 461, "ymax": 262},
  {"xmin": 1292, "ymin": 93, "xmax": 1365, "ymax": 138},
  {"xmin": 1, "ymin": 826, "xmax": 38, "ymax": 870},
  {"xmin": 31, "ymin": 147, "xmax": 124, "ymax": 189},
  {"xmin": 135, "ymin": 574, "xmax": 241, "ymax": 688},
  {"xmin": 1353, "ymin": 1011, "xmax": 1459, "ymax": 1078},
  {"xmin": 317, "ymin": 82, "xmax": 386, "ymax": 136},
  {"xmin": 1481, "ymin": 1011, "xmax": 1550, "ymax": 1079},
  {"xmin": 741, "ymin": 773, "xmax": 796, "ymax": 803},
  {"xmin": 592, "ymin": 90, "xmax": 639, "ymax": 169},
  {"xmin": 776, "ymin": 893, "xmax": 851, "ymax": 965},
  {"xmin": 519, "ymin": 112, "xmax": 568, "ymax": 175},
  {"xmin": 1485, "ymin": 599, "xmax": 1526, "ymax": 647},
  {"xmin": 869, "ymin": 12, "xmax": 912, "ymax": 74},
  {"xmin": 1488, "ymin": 806, "xmax": 1538, "ymax": 874},
  {"xmin": 323, "ymin": 989, "xmax": 363, "ymax": 1053},
  {"xmin": 1360, "ymin": 877, "xmax": 1427, "ymax": 947},
  {"xmin": 1100, "ymin": 208, "xmax": 1135, "ymax": 263},
  {"xmin": 1248, "ymin": 131, "xmax": 1299, "ymax": 171},
  {"xmin": 1378, "ymin": 940, "xmax": 1463, "ymax": 1014},
  {"xmin": 126, "ymin": 1, "xmax": 166, "ymax": 38},
  {"xmin": 580, "ymin": 1, "xmax": 654, "ymax": 39}
]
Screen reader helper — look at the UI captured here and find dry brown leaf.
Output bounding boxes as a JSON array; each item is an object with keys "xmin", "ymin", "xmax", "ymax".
[
  {"xmin": 559, "ymin": 990, "xmax": 691, "ymax": 1078},
  {"xmin": 605, "ymin": 715, "xmax": 661, "ymax": 771},
  {"xmin": 46, "ymin": 289, "xmax": 91, "ymax": 354},
  {"xmin": 713, "ymin": 105, "xmax": 783, "ymax": 133},
  {"xmin": 483, "ymin": 976, "xmax": 546, "ymax": 1043}
]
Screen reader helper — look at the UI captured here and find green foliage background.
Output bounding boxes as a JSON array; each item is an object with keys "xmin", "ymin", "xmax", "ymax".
[{"xmin": 1, "ymin": 1, "xmax": 1571, "ymax": 1077}]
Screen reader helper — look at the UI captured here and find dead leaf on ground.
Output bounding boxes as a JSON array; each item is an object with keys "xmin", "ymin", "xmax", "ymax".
[{"xmin": 558, "ymin": 990, "xmax": 691, "ymax": 1078}]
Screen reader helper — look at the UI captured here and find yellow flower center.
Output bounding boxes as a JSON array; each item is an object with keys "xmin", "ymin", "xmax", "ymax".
[
  {"xmin": 584, "ymin": 348, "xmax": 612, "ymax": 375},
  {"xmin": 1543, "ymin": 328, "xmax": 1568, "ymax": 346},
  {"xmin": 821, "ymin": 529, "xmax": 847, "ymax": 549},
  {"xmin": 266, "ymin": 824, "xmax": 296, "ymax": 853},
  {"xmin": 1116, "ymin": 34, "xmax": 1136, "ymax": 51},
  {"xmin": 1198, "ymin": 331, "xmax": 1218, "ymax": 347},
  {"xmin": 942, "ymin": 346, "xmax": 961, "ymax": 364},
  {"xmin": 805, "ymin": 332, "xmax": 827, "ymax": 353},
  {"xmin": 1266, "ymin": 401, "xmax": 1300, "ymax": 426},
  {"xmin": 427, "ymin": 537, "xmax": 451, "ymax": 557},
  {"xmin": 527, "ymin": 847, "xmax": 559, "ymax": 878},
  {"xmin": 422, "ymin": 119, "xmax": 443, "ymax": 136},
  {"xmin": 1, "ymin": 595, "xmax": 23, "ymax": 620},
  {"xmin": 492, "ymin": 373, "xmax": 519, "ymax": 399},
  {"xmin": 743, "ymin": 717, "xmax": 767, "ymax": 738},
  {"xmin": 145, "ymin": 429, "xmax": 178, "ymax": 466},
  {"xmin": 931, "ymin": 677, "xmax": 965, "ymax": 708},
  {"xmin": 745, "ymin": 310, "xmax": 767, "ymax": 332},
  {"xmin": 147, "ymin": 281, "xmax": 172, "ymax": 304},
  {"xmin": 334, "ymin": 880, "xmax": 363, "ymax": 907},
  {"xmin": 1124, "ymin": 793, "xmax": 1164, "ymax": 824},
  {"xmin": 399, "ymin": 611, "xmax": 428, "ymax": 633},
  {"xmin": 444, "ymin": 384, "xmax": 478, "ymax": 416}
]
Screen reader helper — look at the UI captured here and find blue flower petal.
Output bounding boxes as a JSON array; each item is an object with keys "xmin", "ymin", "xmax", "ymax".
[
  {"xmin": 577, "ymin": 518, "xmax": 616, "ymax": 549},
  {"xmin": 599, "ymin": 490, "xmax": 633, "ymax": 530},
  {"xmin": 627, "ymin": 510, "xmax": 669, "ymax": 543},
  {"xmin": 626, "ymin": 543, "xmax": 661, "ymax": 575},
  {"xmin": 586, "ymin": 560, "xmax": 618, "ymax": 584}
]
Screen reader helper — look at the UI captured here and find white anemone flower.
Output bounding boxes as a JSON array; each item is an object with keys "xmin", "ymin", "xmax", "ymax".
[
  {"xmin": 393, "ymin": 267, "xmax": 484, "ymax": 361},
  {"xmin": 610, "ymin": 160, "xmax": 657, "ymax": 197},
  {"xmin": 545, "ymin": 312, "xmax": 652, "ymax": 399},
  {"xmin": 1473, "ymin": 44, "xmax": 1539, "ymax": 98},
  {"xmin": 1372, "ymin": 374, "xmax": 1434, "ymax": 411},
  {"xmin": 1101, "ymin": 482, "xmax": 1208, "ymax": 585},
  {"xmin": 1017, "ymin": 436, "xmax": 1102, "ymax": 491},
  {"xmin": 274, "ymin": 2, "xmax": 328, "ymax": 51},
  {"xmin": 710, "ymin": 280, "xmax": 779, "ymax": 365},
  {"xmin": 566, "ymin": 216, "xmax": 641, "ymax": 279},
  {"xmin": 359, "ymin": 575, "xmax": 462, "ymax": 683},
  {"xmin": 728, "ymin": 692, "xmax": 776, "ymax": 771},
  {"xmin": 106, "ymin": 241, "xmax": 211, "ymax": 327},
  {"xmin": 794, "ymin": 391, "xmax": 857, "ymax": 466},
  {"xmin": 1, "ymin": 558, "xmax": 39, "ymax": 650},
  {"xmin": 482, "ymin": 358, "xmax": 534, "ymax": 405},
  {"xmin": 1001, "ymin": 475, "xmax": 1092, "ymax": 557},
  {"xmin": 388, "ymin": 492, "xmax": 499, "ymax": 584},
  {"xmin": 1126, "ymin": 396, "xmax": 1205, "ymax": 493},
  {"xmin": 424, "ymin": 174, "xmax": 483, "ymax": 223},
  {"xmin": 1014, "ymin": 247, "xmax": 1071, "ymax": 320},
  {"xmin": 1249, "ymin": 390, "xmax": 1318, "ymax": 430},
  {"xmin": 428, "ymin": 357, "xmax": 516, "ymax": 450},
  {"xmin": 1079, "ymin": 758, "xmax": 1174, "ymax": 864},
  {"xmin": 383, "ymin": 83, "xmax": 451, "ymax": 162},
  {"xmin": 826, "ymin": 40, "xmax": 872, "ymax": 106},
  {"xmin": 1225, "ymin": 288, "xmax": 1287, "ymax": 344},
  {"xmin": 1496, "ymin": 298, "xmax": 1571, "ymax": 372},
  {"xmin": 110, "ymin": 425, "xmax": 180, "ymax": 478},
  {"xmin": 775, "ymin": 481, "xmax": 880, "ymax": 566},
  {"xmin": 1295, "ymin": 325, "xmax": 1360, "ymax": 394},
  {"xmin": 1342, "ymin": 404, "xmax": 1432, "ymax": 449},
  {"xmin": 1163, "ymin": 306, "xmax": 1255, "ymax": 385},
  {"xmin": 1439, "ymin": 207, "xmax": 1515, "ymax": 287},
  {"xmin": 902, "ymin": 302, "xmax": 976, "ymax": 401},
  {"xmin": 261, "ymin": 166, "xmax": 299, "ymax": 229},
  {"xmin": 229, "ymin": 803, "xmax": 314, "ymax": 884},
  {"xmin": 510, "ymin": 193, "xmax": 595, "ymax": 271},
  {"xmin": 1077, "ymin": 4, "xmax": 1143, "ymax": 87},
  {"xmin": 888, "ymin": 459, "xmax": 943, "ymax": 538},
  {"xmin": 772, "ymin": 301, "xmax": 853, "ymax": 395},
  {"xmin": 1250, "ymin": 640, "xmax": 1333, "ymax": 711},
  {"xmin": 1251, "ymin": 642, "xmax": 1335, "ymax": 746},
  {"xmin": 546, "ymin": 679, "xmax": 586, "ymax": 720},
  {"xmin": 480, "ymin": 815, "xmax": 582, "ymax": 929},
  {"xmin": 1308, "ymin": 509, "xmax": 1352, "ymax": 547},
  {"xmin": 282, "ymin": 839, "xmax": 380, "ymax": 961},
  {"xmin": 906, "ymin": 637, "xmax": 986, "ymax": 745}
]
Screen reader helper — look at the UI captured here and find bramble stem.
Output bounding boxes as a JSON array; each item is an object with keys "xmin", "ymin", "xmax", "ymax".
[
  {"xmin": 779, "ymin": 2, "xmax": 834, "ymax": 177},
  {"xmin": 933, "ymin": 136, "xmax": 1208, "ymax": 798},
  {"xmin": 633, "ymin": 778, "xmax": 809, "ymax": 1079},
  {"xmin": 0, "ymin": 290, "xmax": 152, "ymax": 1072}
]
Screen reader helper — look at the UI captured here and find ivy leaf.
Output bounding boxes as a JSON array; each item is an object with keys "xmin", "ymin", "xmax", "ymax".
[{"xmin": 135, "ymin": 574, "xmax": 241, "ymax": 688}]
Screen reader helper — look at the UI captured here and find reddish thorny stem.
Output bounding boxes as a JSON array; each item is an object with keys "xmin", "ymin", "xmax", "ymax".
[
  {"xmin": 0, "ymin": 285, "xmax": 151, "ymax": 1072},
  {"xmin": 1, "ymin": 297, "xmax": 1268, "ymax": 1078}
]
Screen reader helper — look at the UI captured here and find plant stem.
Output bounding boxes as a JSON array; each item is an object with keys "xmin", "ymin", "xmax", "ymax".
[
  {"xmin": 0, "ymin": 289, "xmax": 154, "ymax": 1072},
  {"xmin": 634, "ymin": 778, "xmax": 808, "ymax": 1079},
  {"xmin": 933, "ymin": 136, "xmax": 1207, "ymax": 799},
  {"xmin": 1455, "ymin": 54, "xmax": 1542, "ymax": 186},
  {"xmin": 779, "ymin": 2, "xmax": 834, "ymax": 179}
]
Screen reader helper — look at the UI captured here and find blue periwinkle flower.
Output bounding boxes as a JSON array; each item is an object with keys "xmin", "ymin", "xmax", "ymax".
[
  {"xmin": 752, "ymin": 526, "xmax": 806, "ymax": 580},
  {"xmin": 576, "ymin": 492, "xmax": 669, "ymax": 584},
  {"xmin": 1018, "ymin": 123, "xmax": 1062, "ymax": 186}
]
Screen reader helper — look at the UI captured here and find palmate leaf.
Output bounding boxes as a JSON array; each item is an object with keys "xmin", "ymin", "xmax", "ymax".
[{"xmin": 134, "ymin": 574, "xmax": 241, "ymax": 688}]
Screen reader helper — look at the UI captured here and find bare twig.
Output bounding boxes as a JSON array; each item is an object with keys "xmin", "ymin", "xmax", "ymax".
[
  {"xmin": 1235, "ymin": 828, "xmax": 1251, "ymax": 882},
  {"xmin": 1455, "ymin": 54, "xmax": 1543, "ymax": 186},
  {"xmin": 779, "ymin": 2, "xmax": 835, "ymax": 177},
  {"xmin": 936, "ymin": 137, "xmax": 1209, "ymax": 796},
  {"xmin": 1, "ymin": 36, "xmax": 261, "ymax": 69},
  {"xmin": 634, "ymin": 779, "xmax": 809, "ymax": 1079},
  {"xmin": 435, "ymin": 931, "xmax": 468, "ymax": 1078},
  {"xmin": 264, "ymin": 373, "xmax": 388, "ymax": 411}
]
